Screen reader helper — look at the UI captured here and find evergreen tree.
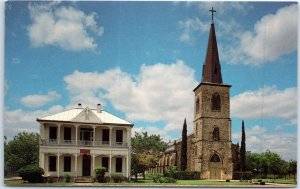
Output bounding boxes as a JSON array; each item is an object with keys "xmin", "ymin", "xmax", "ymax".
[
  {"xmin": 180, "ymin": 118, "xmax": 187, "ymax": 171},
  {"xmin": 240, "ymin": 120, "xmax": 246, "ymax": 171}
]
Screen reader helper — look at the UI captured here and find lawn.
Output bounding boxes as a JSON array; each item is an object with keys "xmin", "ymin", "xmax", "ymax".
[
  {"xmin": 5, "ymin": 179, "xmax": 254, "ymax": 186},
  {"xmin": 5, "ymin": 178, "xmax": 298, "ymax": 187}
]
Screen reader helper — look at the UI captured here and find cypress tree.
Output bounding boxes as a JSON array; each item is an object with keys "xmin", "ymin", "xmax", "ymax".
[
  {"xmin": 240, "ymin": 120, "xmax": 246, "ymax": 171},
  {"xmin": 180, "ymin": 118, "xmax": 187, "ymax": 171}
]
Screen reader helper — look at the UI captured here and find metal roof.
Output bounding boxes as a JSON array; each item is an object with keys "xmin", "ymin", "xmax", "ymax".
[{"xmin": 37, "ymin": 107, "xmax": 132, "ymax": 125}]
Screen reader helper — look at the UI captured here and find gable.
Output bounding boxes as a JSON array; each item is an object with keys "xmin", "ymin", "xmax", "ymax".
[{"xmin": 72, "ymin": 107, "xmax": 102, "ymax": 123}]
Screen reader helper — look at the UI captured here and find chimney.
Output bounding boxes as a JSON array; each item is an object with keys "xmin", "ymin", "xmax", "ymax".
[
  {"xmin": 97, "ymin": 103, "xmax": 102, "ymax": 113},
  {"xmin": 78, "ymin": 103, "xmax": 82, "ymax": 108}
]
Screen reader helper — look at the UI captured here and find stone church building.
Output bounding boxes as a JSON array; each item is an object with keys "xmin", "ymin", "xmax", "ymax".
[{"xmin": 148, "ymin": 15, "xmax": 240, "ymax": 180}]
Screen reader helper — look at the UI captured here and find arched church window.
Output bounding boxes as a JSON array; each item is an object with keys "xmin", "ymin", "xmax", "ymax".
[
  {"xmin": 212, "ymin": 127, "xmax": 220, "ymax": 141},
  {"xmin": 211, "ymin": 93, "xmax": 221, "ymax": 111},
  {"xmin": 210, "ymin": 154, "xmax": 221, "ymax": 162},
  {"xmin": 196, "ymin": 98, "xmax": 200, "ymax": 112}
]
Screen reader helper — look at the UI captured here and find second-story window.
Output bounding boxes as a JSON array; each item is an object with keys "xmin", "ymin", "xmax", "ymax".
[
  {"xmin": 102, "ymin": 129, "xmax": 109, "ymax": 143},
  {"xmin": 64, "ymin": 127, "xmax": 71, "ymax": 141},
  {"xmin": 49, "ymin": 127, "xmax": 57, "ymax": 140},
  {"xmin": 196, "ymin": 98, "xmax": 200, "ymax": 112},
  {"xmin": 116, "ymin": 130, "xmax": 123, "ymax": 143}
]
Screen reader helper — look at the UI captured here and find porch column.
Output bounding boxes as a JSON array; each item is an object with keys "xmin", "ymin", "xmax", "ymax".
[
  {"xmin": 57, "ymin": 154, "xmax": 60, "ymax": 177},
  {"xmin": 126, "ymin": 154, "xmax": 129, "ymax": 178},
  {"xmin": 92, "ymin": 154, "xmax": 96, "ymax": 176},
  {"xmin": 109, "ymin": 127, "xmax": 113, "ymax": 147},
  {"xmin": 40, "ymin": 123, "xmax": 45, "ymax": 140},
  {"xmin": 109, "ymin": 153, "xmax": 112, "ymax": 176},
  {"xmin": 57, "ymin": 124, "xmax": 61, "ymax": 145},
  {"xmin": 75, "ymin": 125, "xmax": 79, "ymax": 146},
  {"xmin": 93, "ymin": 126, "xmax": 96, "ymax": 146},
  {"xmin": 75, "ymin": 154, "xmax": 78, "ymax": 177}
]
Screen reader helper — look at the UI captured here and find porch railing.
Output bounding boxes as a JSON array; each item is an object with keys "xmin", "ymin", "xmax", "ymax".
[{"xmin": 41, "ymin": 139, "xmax": 128, "ymax": 147}]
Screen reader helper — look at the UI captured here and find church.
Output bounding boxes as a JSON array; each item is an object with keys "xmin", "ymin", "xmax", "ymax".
[{"xmin": 148, "ymin": 9, "xmax": 240, "ymax": 180}]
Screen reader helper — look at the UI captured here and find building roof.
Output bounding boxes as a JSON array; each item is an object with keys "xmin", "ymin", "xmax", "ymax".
[
  {"xmin": 37, "ymin": 106, "xmax": 133, "ymax": 126},
  {"xmin": 201, "ymin": 23, "xmax": 223, "ymax": 84}
]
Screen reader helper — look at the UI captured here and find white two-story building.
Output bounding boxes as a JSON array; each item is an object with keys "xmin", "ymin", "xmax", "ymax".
[{"xmin": 37, "ymin": 104, "xmax": 133, "ymax": 179}]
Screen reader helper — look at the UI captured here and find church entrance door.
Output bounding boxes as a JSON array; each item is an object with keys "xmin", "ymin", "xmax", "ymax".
[
  {"xmin": 209, "ymin": 154, "xmax": 222, "ymax": 180},
  {"xmin": 210, "ymin": 162, "xmax": 221, "ymax": 179}
]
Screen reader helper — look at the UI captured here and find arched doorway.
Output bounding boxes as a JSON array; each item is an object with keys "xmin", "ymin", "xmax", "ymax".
[{"xmin": 209, "ymin": 154, "xmax": 221, "ymax": 179}]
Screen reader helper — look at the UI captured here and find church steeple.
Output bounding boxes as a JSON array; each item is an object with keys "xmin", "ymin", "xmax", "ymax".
[{"xmin": 201, "ymin": 8, "xmax": 223, "ymax": 84}]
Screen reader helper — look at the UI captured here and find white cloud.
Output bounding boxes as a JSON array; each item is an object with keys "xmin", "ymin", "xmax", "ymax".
[
  {"xmin": 188, "ymin": 2, "xmax": 253, "ymax": 15},
  {"xmin": 27, "ymin": 2, "xmax": 104, "ymax": 51},
  {"xmin": 232, "ymin": 125, "xmax": 297, "ymax": 160},
  {"xmin": 231, "ymin": 86, "xmax": 297, "ymax": 124},
  {"xmin": 64, "ymin": 60, "xmax": 197, "ymax": 134},
  {"xmin": 224, "ymin": 4, "xmax": 298, "ymax": 65},
  {"xmin": 178, "ymin": 18, "xmax": 209, "ymax": 44},
  {"xmin": 20, "ymin": 91, "xmax": 61, "ymax": 109},
  {"xmin": 240, "ymin": 4, "xmax": 297, "ymax": 63},
  {"xmin": 4, "ymin": 105, "xmax": 65, "ymax": 140}
]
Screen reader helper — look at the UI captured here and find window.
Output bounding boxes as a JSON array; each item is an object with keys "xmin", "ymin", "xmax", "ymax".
[
  {"xmin": 211, "ymin": 93, "xmax": 221, "ymax": 111},
  {"xmin": 49, "ymin": 156, "xmax": 56, "ymax": 171},
  {"xmin": 116, "ymin": 130, "xmax": 123, "ymax": 143},
  {"xmin": 116, "ymin": 158, "xmax": 122, "ymax": 172},
  {"xmin": 64, "ymin": 156, "xmax": 71, "ymax": 172},
  {"xmin": 64, "ymin": 127, "xmax": 71, "ymax": 141},
  {"xmin": 212, "ymin": 127, "xmax": 220, "ymax": 141},
  {"xmin": 210, "ymin": 154, "xmax": 220, "ymax": 162},
  {"xmin": 196, "ymin": 98, "xmax": 200, "ymax": 112},
  {"xmin": 102, "ymin": 129, "xmax": 109, "ymax": 142},
  {"xmin": 49, "ymin": 127, "xmax": 57, "ymax": 140},
  {"xmin": 102, "ymin": 157, "xmax": 109, "ymax": 171}
]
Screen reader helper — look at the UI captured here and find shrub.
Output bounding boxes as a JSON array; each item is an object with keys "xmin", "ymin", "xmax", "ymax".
[
  {"xmin": 95, "ymin": 167, "xmax": 106, "ymax": 182},
  {"xmin": 111, "ymin": 173, "xmax": 125, "ymax": 183},
  {"xmin": 64, "ymin": 174, "xmax": 71, "ymax": 183},
  {"xmin": 173, "ymin": 171, "xmax": 200, "ymax": 180},
  {"xmin": 152, "ymin": 173, "xmax": 164, "ymax": 183},
  {"xmin": 18, "ymin": 164, "xmax": 44, "ymax": 183},
  {"xmin": 159, "ymin": 177, "xmax": 176, "ymax": 183},
  {"xmin": 164, "ymin": 166, "xmax": 177, "ymax": 178}
]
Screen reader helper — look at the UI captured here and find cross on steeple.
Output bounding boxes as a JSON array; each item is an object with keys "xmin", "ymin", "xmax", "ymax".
[{"xmin": 209, "ymin": 7, "xmax": 216, "ymax": 22}]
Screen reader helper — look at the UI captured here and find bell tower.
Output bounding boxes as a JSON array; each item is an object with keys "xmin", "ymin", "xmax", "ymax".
[{"xmin": 193, "ymin": 7, "xmax": 233, "ymax": 180}]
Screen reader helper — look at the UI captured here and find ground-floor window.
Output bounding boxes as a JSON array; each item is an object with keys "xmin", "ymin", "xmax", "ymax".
[
  {"xmin": 116, "ymin": 158, "xmax": 122, "ymax": 172},
  {"xmin": 49, "ymin": 156, "xmax": 56, "ymax": 171},
  {"xmin": 102, "ymin": 157, "xmax": 109, "ymax": 171},
  {"xmin": 64, "ymin": 156, "xmax": 71, "ymax": 172}
]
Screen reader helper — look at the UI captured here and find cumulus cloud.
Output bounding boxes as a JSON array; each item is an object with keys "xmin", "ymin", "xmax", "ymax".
[
  {"xmin": 178, "ymin": 18, "xmax": 210, "ymax": 44},
  {"xmin": 231, "ymin": 86, "xmax": 297, "ymax": 124},
  {"xmin": 223, "ymin": 4, "xmax": 298, "ymax": 65},
  {"xmin": 232, "ymin": 125, "xmax": 297, "ymax": 160},
  {"xmin": 64, "ymin": 60, "xmax": 197, "ymax": 134},
  {"xmin": 27, "ymin": 2, "xmax": 104, "ymax": 51},
  {"xmin": 178, "ymin": 4, "xmax": 297, "ymax": 65},
  {"xmin": 238, "ymin": 3, "xmax": 297, "ymax": 64},
  {"xmin": 20, "ymin": 91, "xmax": 61, "ymax": 109},
  {"xmin": 4, "ymin": 105, "xmax": 65, "ymax": 140}
]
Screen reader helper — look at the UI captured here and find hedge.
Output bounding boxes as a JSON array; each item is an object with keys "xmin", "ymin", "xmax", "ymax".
[{"xmin": 173, "ymin": 171, "xmax": 200, "ymax": 180}]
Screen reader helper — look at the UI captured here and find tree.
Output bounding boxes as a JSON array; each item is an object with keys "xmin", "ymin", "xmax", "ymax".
[
  {"xmin": 180, "ymin": 118, "xmax": 187, "ymax": 171},
  {"xmin": 4, "ymin": 132, "xmax": 39, "ymax": 175},
  {"xmin": 288, "ymin": 160, "xmax": 297, "ymax": 181},
  {"xmin": 240, "ymin": 120, "xmax": 246, "ymax": 171},
  {"xmin": 131, "ymin": 132, "xmax": 167, "ymax": 180}
]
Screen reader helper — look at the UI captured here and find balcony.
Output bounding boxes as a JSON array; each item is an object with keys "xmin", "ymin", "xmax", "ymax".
[{"xmin": 41, "ymin": 139, "xmax": 128, "ymax": 147}]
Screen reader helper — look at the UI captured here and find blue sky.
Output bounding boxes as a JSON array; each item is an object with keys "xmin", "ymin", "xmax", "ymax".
[{"xmin": 4, "ymin": 1, "xmax": 298, "ymax": 160}]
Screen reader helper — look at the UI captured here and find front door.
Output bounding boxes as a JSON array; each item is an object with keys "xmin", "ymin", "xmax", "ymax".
[
  {"xmin": 82, "ymin": 155, "xmax": 91, "ymax": 176},
  {"xmin": 210, "ymin": 164, "xmax": 221, "ymax": 179}
]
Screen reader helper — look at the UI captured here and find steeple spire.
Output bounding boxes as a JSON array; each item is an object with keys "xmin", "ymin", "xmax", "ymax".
[{"xmin": 201, "ymin": 8, "xmax": 223, "ymax": 84}]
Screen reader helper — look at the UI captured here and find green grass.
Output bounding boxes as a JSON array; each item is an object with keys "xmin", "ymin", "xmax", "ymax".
[{"xmin": 5, "ymin": 178, "xmax": 297, "ymax": 187}]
